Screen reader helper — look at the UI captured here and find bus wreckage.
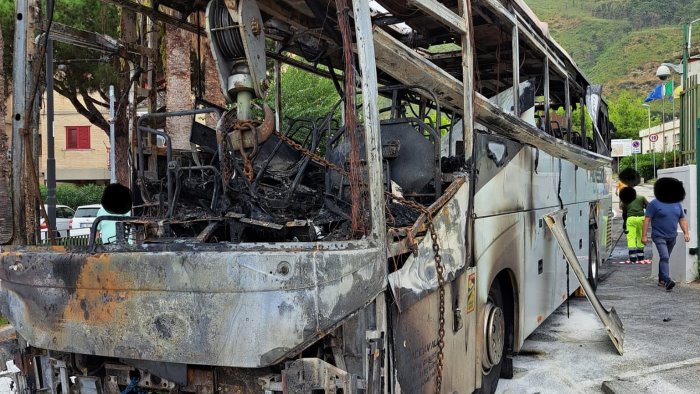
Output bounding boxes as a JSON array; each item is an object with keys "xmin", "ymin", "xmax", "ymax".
[{"xmin": 1, "ymin": 0, "xmax": 623, "ymax": 392}]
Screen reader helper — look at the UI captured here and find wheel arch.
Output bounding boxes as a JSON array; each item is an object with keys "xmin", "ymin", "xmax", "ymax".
[{"xmin": 492, "ymin": 269, "xmax": 518, "ymax": 353}]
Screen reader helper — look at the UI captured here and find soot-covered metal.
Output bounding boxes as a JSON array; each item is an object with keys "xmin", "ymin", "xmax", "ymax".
[{"xmin": 120, "ymin": 85, "xmax": 447, "ymax": 247}]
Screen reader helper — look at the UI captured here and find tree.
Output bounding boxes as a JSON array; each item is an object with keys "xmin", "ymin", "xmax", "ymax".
[
  {"xmin": 164, "ymin": 11, "xmax": 193, "ymax": 150},
  {"xmin": 267, "ymin": 65, "xmax": 340, "ymax": 131},
  {"xmin": 0, "ymin": 1, "xmax": 12, "ymax": 95},
  {"xmin": 51, "ymin": 0, "xmax": 137, "ymax": 184},
  {"xmin": 1, "ymin": 0, "xmax": 143, "ymax": 185},
  {"xmin": 608, "ymin": 91, "xmax": 649, "ymax": 139}
]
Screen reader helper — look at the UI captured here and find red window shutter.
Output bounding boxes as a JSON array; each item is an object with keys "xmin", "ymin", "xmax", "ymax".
[
  {"xmin": 66, "ymin": 127, "xmax": 78, "ymax": 149},
  {"xmin": 78, "ymin": 126, "xmax": 91, "ymax": 149}
]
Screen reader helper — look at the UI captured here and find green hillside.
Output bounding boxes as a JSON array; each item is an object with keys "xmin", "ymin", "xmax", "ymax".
[{"xmin": 524, "ymin": 0, "xmax": 690, "ymax": 96}]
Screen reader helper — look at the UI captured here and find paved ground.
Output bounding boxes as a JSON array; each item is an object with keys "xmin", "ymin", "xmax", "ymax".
[
  {"xmin": 497, "ymin": 183, "xmax": 700, "ymax": 394},
  {"xmin": 2, "ymin": 182, "xmax": 696, "ymax": 393}
]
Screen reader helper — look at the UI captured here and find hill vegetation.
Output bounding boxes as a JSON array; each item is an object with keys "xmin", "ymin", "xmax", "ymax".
[
  {"xmin": 525, "ymin": 0, "xmax": 695, "ymax": 93},
  {"xmin": 525, "ymin": 0, "xmax": 699, "ymax": 139}
]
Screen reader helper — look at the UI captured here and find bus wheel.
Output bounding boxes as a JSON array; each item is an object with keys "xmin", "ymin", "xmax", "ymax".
[
  {"xmin": 588, "ymin": 238, "xmax": 599, "ymax": 291},
  {"xmin": 480, "ymin": 280, "xmax": 506, "ymax": 394}
]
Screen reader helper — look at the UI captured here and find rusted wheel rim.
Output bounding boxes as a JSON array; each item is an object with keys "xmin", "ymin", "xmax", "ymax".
[{"xmin": 482, "ymin": 303, "xmax": 505, "ymax": 371}]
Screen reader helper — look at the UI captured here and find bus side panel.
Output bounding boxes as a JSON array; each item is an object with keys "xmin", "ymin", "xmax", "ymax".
[
  {"xmin": 551, "ymin": 203, "xmax": 591, "ymax": 303},
  {"xmin": 520, "ymin": 202, "xmax": 594, "ymax": 347},
  {"xmin": 473, "ymin": 212, "xmax": 525, "ymax": 352},
  {"xmin": 390, "ymin": 269, "xmax": 476, "ymax": 393},
  {"xmin": 521, "ymin": 208, "xmax": 561, "ymax": 343}
]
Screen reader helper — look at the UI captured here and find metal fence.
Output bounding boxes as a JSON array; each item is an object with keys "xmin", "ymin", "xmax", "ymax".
[
  {"xmin": 681, "ymin": 75, "xmax": 699, "ymax": 164},
  {"xmin": 40, "ymin": 234, "xmax": 99, "ymax": 247}
]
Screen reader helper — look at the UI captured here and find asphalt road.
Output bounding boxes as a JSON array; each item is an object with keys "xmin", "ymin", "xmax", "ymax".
[{"xmin": 496, "ymin": 191, "xmax": 700, "ymax": 394}]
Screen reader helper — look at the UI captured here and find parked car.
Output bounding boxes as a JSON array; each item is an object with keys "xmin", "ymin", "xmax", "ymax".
[
  {"xmin": 69, "ymin": 204, "xmax": 102, "ymax": 232},
  {"xmin": 39, "ymin": 205, "xmax": 75, "ymax": 239}
]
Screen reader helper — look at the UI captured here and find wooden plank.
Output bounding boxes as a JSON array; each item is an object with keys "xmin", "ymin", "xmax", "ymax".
[
  {"xmin": 407, "ymin": 0, "xmax": 467, "ymax": 34},
  {"xmin": 371, "ymin": 27, "xmax": 609, "ymax": 169}
]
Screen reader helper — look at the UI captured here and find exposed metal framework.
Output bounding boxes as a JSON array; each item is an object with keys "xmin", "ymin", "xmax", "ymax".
[{"xmin": 2, "ymin": 1, "xmax": 618, "ymax": 393}]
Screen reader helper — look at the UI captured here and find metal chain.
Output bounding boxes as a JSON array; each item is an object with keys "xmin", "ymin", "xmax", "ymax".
[
  {"xmin": 429, "ymin": 219, "xmax": 446, "ymax": 394},
  {"xmin": 224, "ymin": 119, "xmax": 262, "ymax": 182},
  {"xmin": 273, "ymin": 130, "xmax": 446, "ymax": 392},
  {"xmin": 272, "ymin": 130, "xmax": 350, "ymax": 176},
  {"xmin": 241, "ymin": 121, "xmax": 260, "ymax": 182},
  {"xmin": 386, "ymin": 194, "xmax": 446, "ymax": 394}
]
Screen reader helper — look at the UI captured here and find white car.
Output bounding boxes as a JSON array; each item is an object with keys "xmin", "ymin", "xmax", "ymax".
[
  {"xmin": 40, "ymin": 205, "xmax": 75, "ymax": 238},
  {"xmin": 69, "ymin": 204, "xmax": 102, "ymax": 233}
]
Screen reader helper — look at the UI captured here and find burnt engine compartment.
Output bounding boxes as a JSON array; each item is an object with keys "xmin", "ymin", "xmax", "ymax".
[{"xmin": 111, "ymin": 86, "xmax": 462, "ymax": 246}]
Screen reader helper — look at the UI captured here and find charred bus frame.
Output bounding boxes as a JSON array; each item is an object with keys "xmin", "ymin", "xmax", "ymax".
[{"xmin": 2, "ymin": 0, "xmax": 617, "ymax": 393}]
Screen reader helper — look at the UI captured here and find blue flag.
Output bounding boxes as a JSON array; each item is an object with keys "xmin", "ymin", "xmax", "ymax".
[{"xmin": 644, "ymin": 84, "xmax": 663, "ymax": 102}]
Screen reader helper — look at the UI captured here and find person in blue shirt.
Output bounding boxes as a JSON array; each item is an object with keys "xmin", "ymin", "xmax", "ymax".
[{"xmin": 642, "ymin": 178, "xmax": 690, "ymax": 291}]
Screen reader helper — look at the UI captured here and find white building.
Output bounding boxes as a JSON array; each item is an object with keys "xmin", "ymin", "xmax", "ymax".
[{"xmin": 639, "ymin": 118, "xmax": 679, "ymax": 154}]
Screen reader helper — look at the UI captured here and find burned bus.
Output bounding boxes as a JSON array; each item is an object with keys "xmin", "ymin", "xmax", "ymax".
[{"xmin": 1, "ymin": 0, "xmax": 622, "ymax": 392}]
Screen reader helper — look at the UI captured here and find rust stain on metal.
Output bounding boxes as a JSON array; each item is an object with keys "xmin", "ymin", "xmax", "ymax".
[{"xmin": 62, "ymin": 254, "xmax": 134, "ymax": 324}]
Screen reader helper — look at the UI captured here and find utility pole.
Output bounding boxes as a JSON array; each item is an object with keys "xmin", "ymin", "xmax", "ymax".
[
  {"xmin": 46, "ymin": 0, "xmax": 57, "ymax": 238},
  {"xmin": 0, "ymin": 24, "xmax": 12, "ymax": 245},
  {"xmin": 11, "ymin": 0, "xmax": 32, "ymax": 244},
  {"xmin": 109, "ymin": 86, "xmax": 116, "ymax": 183}
]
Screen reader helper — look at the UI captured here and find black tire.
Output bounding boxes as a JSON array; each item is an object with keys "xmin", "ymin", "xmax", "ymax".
[{"xmin": 479, "ymin": 280, "xmax": 506, "ymax": 394}]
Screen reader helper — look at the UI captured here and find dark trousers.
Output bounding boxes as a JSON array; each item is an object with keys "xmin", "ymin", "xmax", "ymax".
[{"xmin": 653, "ymin": 236, "xmax": 677, "ymax": 283}]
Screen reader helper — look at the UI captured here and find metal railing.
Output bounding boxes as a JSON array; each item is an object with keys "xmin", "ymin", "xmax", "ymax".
[
  {"xmin": 682, "ymin": 75, "xmax": 699, "ymax": 164},
  {"xmin": 40, "ymin": 234, "xmax": 98, "ymax": 247}
]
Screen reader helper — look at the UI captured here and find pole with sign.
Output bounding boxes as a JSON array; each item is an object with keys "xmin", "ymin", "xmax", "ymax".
[
  {"xmin": 631, "ymin": 140, "xmax": 642, "ymax": 172},
  {"xmin": 649, "ymin": 134, "xmax": 659, "ymax": 178},
  {"xmin": 611, "ymin": 139, "xmax": 633, "ymax": 174}
]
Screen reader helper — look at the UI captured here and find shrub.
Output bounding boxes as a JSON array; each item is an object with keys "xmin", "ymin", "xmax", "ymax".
[
  {"xmin": 619, "ymin": 151, "xmax": 678, "ymax": 181},
  {"xmin": 39, "ymin": 183, "xmax": 105, "ymax": 209}
]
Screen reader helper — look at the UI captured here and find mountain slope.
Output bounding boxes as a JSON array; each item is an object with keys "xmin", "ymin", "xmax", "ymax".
[{"xmin": 524, "ymin": 0, "xmax": 686, "ymax": 95}]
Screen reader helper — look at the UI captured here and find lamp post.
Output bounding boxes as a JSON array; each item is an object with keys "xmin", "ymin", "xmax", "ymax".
[
  {"xmin": 656, "ymin": 63, "xmax": 683, "ymax": 167},
  {"xmin": 643, "ymin": 103, "xmax": 655, "ymax": 179}
]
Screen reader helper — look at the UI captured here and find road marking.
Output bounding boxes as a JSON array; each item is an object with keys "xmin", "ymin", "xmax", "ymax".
[
  {"xmin": 580, "ymin": 356, "xmax": 700, "ymax": 389},
  {"xmin": 611, "ymin": 260, "xmax": 652, "ymax": 265}
]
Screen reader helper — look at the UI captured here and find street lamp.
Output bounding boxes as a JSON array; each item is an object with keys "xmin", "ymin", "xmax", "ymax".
[
  {"xmin": 656, "ymin": 63, "xmax": 683, "ymax": 80},
  {"xmin": 643, "ymin": 103, "xmax": 656, "ymax": 179},
  {"xmin": 656, "ymin": 63, "xmax": 683, "ymax": 167}
]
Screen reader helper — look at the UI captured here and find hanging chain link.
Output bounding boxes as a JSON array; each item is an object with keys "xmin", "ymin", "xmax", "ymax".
[
  {"xmin": 272, "ymin": 130, "xmax": 350, "ymax": 177},
  {"xmin": 221, "ymin": 116, "xmax": 264, "ymax": 182},
  {"xmin": 272, "ymin": 129, "xmax": 446, "ymax": 393},
  {"xmin": 386, "ymin": 193, "xmax": 446, "ymax": 394}
]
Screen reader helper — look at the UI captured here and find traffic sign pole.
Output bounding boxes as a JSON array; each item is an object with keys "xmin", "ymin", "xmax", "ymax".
[
  {"xmin": 649, "ymin": 135, "xmax": 659, "ymax": 179},
  {"xmin": 631, "ymin": 140, "xmax": 642, "ymax": 172},
  {"xmin": 653, "ymin": 142, "xmax": 657, "ymax": 179}
]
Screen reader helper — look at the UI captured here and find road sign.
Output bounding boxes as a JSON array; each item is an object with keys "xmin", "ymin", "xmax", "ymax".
[
  {"xmin": 631, "ymin": 140, "xmax": 642, "ymax": 154},
  {"xmin": 649, "ymin": 134, "xmax": 659, "ymax": 143},
  {"xmin": 611, "ymin": 139, "xmax": 632, "ymax": 157}
]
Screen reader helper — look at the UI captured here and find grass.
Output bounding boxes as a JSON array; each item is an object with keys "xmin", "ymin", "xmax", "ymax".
[
  {"xmin": 524, "ymin": 0, "xmax": 684, "ymax": 95},
  {"xmin": 0, "ymin": 316, "xmax": 8, "ymax": 326},
  {"xmin": 590, "ymin": 26, "xmax": 683, "ymax": 89}
]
